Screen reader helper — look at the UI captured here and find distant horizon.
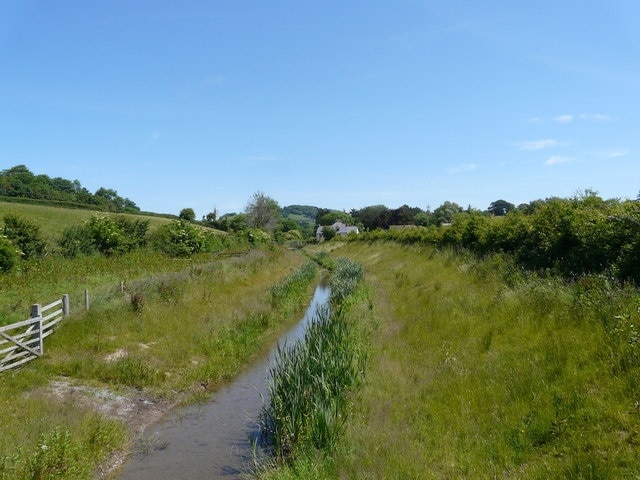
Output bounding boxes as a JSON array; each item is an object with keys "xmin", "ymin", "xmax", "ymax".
[
  {"xmin": 2, "ymin": 1, "xmax": 637, "ymax": 219},
  {"xmin": 2, "ymin": 163, "xmax": 637, "ymax": 221}
]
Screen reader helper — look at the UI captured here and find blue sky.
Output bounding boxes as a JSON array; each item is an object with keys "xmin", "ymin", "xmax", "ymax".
[{"xmin": 1, "ymin": 1, "xmax": 638, "ymax": 218}]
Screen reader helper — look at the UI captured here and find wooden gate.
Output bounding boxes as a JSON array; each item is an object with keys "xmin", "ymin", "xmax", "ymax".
[{"xmin": 0, "ymin": 295, "xmax": 69, "ymax": 373}]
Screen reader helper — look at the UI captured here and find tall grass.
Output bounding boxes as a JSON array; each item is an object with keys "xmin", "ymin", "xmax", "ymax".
[
  {"xmin": 260, "ymin": 257, "xmax": 367, "ymax": 465},
  {"xmin": 315, "ymin": 242, "xmax": 640, "ymax": 479},
  {"xmin": 0, "ymin": 246, "xmax": 317, "ymax": 479}
]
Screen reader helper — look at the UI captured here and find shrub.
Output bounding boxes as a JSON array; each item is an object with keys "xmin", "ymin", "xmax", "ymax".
[
  {"xmin": 151, "ymin": 220, "xmax": 210, "ymax": 257},
  {"xmin": 2, "ymin": 214, "xmax": 46, "ymax": 259},
  {"xmin": 58, "ymin": 214, "xmax": 149, "ymax": 257},
  {"xmin": 0, "ymin": 235, "xmax": 20, "ymax": 272}
]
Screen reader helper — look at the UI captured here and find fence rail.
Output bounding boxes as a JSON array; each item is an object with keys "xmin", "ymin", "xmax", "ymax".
[{"xmin": 0, "ymin": 295, "xmax": 69, "ymax": 373}]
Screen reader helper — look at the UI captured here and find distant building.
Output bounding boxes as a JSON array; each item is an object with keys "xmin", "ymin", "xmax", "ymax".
[{"xmin": 316, "ymin": 221, "xmax": 359, "ymax": 241}]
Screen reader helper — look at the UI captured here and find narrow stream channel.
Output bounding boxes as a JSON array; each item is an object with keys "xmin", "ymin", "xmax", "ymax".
[{"xmin": 116, "ymin": 280, "xmax": 331, "ymax": 480}]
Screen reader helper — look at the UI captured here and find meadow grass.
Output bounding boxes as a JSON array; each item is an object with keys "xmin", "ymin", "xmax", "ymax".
[
  {"xmin": 263, "ymin": 241, "xmax": 640, "ymax": 479},
  {"xmin": 0, "ymin": 246, "xmax": 317, "ymax": 479},
  {"xmin": 0, "ymin": 201, "xmax": 173, "ymax": 243}
]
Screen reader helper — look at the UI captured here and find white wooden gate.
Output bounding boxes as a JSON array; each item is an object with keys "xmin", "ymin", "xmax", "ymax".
[{"xmin": 0, "ymin": 295, "xmax": 69, "ymax": 373}]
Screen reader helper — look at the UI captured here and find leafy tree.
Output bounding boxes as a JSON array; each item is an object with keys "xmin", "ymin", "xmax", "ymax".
[
  {"xmin": 245, "ymin": 192, "xmax": 280, "ymax": 231},
  {"xmin": 179, "ymin": 208, "xmax": 196, "ymax": 222},
  {"xmin": 2, "ymin": 214, "xmax": 46, "ymax": 259},
  {"xmin": 414, "ymin": 211, "xmax": 436, "ymax": 227},
  {"xmin": 433, "ymin": 201, "xmax": 462, "ymax": 225},
  {"xmin": 350, "ymin": 205, "xmax": 390, "ymax": 230},
  {"xmin": 202, "ymin": 209, "xmax": 218, "ymax": 227},
  {"xmin": 488, "ymin": 199, "xmax": 516, "ymax": 216},
  {"xmin": 316, "ymin": 209, "xmax": 354, "ymax": 226},
  {"xmin": 389, "ymin": 204, "xmax": 422, "ymax": 226}
]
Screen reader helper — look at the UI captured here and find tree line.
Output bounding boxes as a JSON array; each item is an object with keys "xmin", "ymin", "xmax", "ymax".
[
  {"xmin": 0, "ymin": 165, "xmax": 139, "ymax": 213},
  {"xmin": 347, "ymin": 192, "xmax": 640, "ymax": 285}
]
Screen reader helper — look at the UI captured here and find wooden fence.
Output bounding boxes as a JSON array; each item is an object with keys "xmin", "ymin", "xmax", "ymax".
[{"xmin": 0, "ymin": 295, "xmax": 70, "ymax": 373}]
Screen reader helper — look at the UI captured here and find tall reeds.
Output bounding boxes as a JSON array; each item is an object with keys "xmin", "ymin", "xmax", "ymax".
[{"xmin": 261, "ymin": 257, "xmax": 366, "ymax": 463}]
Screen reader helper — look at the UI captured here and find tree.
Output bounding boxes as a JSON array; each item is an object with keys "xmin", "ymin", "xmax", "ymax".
[
  {"xmin": 488, "ymin": 199, "xmax": 515, "ymax": 216},
  {"xmin": 433, "ymin": 201, "xmax": 462, "ymax": 225},
  {"xmin": 350, "ymin": 205, "xmax": 390, "ymax": 230},
  {"xmin": 179, "ymin": 208, "xmax": 196, "ymax": 222},
  {"xmin": 245, "ymin": 192, "xmax": 280, "ymax": 231}
]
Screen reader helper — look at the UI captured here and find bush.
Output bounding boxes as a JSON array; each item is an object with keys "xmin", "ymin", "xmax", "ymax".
[
  {"xmin": 0, "ymin": 236, "xmax": 20, "ymax": 272},
  {"xmin": 151, "ymin": 220, "xmax": 211, "ymax": 257},
  {"xmin": 2, "ymin": 214, "xmax": 46, "ymax": 259},
  {"xmin": 58, "ymin": 214, "xmax": 149, "ymax": 258}
]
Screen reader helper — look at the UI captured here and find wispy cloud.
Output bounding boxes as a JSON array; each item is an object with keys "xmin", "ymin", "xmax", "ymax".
[
  {"xmin": 516, "ymin": 139, "xmax": 560, "ymax": 151},
  {"xmin": 554, "ymin": 114, "xmax": 574, "ymax": 124},
  {"xmin": 448, "ymin": 163, "xmax": 478, "ymax": 174},
  {"xmin": 600, "ymin": 149, "xmax": 630, "ymax": 159},
  {"xmin": 545, "ymin": 156, "xmax": 572, "ymax": 166},
  {"xmin": 553, "ymin": 113, "xmax": 615, "ymax": 124}
]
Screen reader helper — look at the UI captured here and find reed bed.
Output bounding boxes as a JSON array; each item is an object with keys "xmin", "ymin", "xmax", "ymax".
[{"xmin": 261, "ymin": 257, "xmax": 367, "ymax": 464}]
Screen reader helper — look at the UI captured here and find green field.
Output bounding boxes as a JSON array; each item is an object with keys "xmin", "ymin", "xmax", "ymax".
[{"xmin": 0, "ymin": 201, "xmax": 174, "ymax": 242}]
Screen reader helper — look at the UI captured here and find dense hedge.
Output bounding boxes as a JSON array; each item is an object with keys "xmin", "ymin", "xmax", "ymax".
[{"xmin": 352, "ymin": 194, "xmax": 640, "ymax": 284}]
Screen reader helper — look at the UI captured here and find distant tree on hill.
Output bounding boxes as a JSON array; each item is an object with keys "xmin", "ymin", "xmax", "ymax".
[
  {"xmin": 179, "ymin": 208, "xmax": 196, "ymax": 222},
  {"xmin": 488, "ymin": 199, "xmax": 515, "ymax": 216},
  {"xmin": 245, "ymin": 192, "xmax": 280, "ymax": 231},
  {"xmin": 0, "ymin": 165, "xmax": 140, "ymax": 212}
]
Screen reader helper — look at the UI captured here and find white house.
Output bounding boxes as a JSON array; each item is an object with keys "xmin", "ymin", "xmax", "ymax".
[{"xmin": 316, "ymin": 221, "xmax": 359, "ymax": 241}]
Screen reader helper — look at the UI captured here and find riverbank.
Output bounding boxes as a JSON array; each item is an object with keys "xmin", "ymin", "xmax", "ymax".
[
  {"xmin": 276, "ymin": 241, "xmax": 640, "ymax": 479},
  {"xmin": 0, "ymin": 247, "xmax": 318, "ymax": 480}
]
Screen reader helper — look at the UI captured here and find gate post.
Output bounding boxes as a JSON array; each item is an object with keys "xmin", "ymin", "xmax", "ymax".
[
  {"xmin": 30, "ymin": 304, "xmax": 43, "ymax": 356},
  {"xmin": 62, "ymin": 294, "xmax": 70, "ymax": 316}
]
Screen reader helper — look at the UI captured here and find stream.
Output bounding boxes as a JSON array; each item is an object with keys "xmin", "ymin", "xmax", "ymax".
[{"xmin": 116, "ymin": 280, "xmax": 331, "ymax": 480}]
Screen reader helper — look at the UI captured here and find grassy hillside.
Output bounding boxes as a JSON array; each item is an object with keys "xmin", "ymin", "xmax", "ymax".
[{"xmin": 0, "ymin": 201, "xmax": 174, "ymax": 242}]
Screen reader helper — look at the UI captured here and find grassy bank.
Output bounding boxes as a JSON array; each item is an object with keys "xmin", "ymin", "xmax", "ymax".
[
  {"xmin": 0, "ymin": 201, "xmax": 174, "ymax": 243},
  {"xmin": 0, "ymin": 246, "xmax": 317, "ymax": 479},
  {"xmin": 265, "ymin": 241, "xmax": 640, "ymax": 479}
]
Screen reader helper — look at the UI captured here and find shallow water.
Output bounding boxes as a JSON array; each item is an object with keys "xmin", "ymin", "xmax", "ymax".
[{"xmin": 116, "ymin": 281, "xmax": 331, "ymax": 480}]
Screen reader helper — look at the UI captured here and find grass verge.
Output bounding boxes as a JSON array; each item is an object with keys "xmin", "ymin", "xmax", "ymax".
[
  {"xmin": 0, "ymin": 247, "xmax": 318, "ymax": 479},
  {"xmin": 261, "ymin": 241, "xmax": 640, "ymax": 479}
]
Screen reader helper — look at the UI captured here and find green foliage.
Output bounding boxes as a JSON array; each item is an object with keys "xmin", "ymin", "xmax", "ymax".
[
  {"xmin": 353, "ymin": 195, "xmax": 640, "ymax": 285},
  {"xmin": 0, "ymin": 235, "xmax": 20, "ymax": 272},
  {"xmin": 246, "ymin": 192, "xmax": 281, "ymax": 231},
  {"xmin": 329, "ymin": 257, "xmax": 364, "ymax": 306},
  {"xmin": 58, "ymin": 214, "xmax": 149, "ymax": 257},
  {"xmin": 151, "ymin": 220, "xmax": 211, "ymax": 257},
  {"xmin": 178, "ymin": 207, "xmax": 196, "ymax": 221},
  {"xmin": 0, "ymin": 165, "xmax": 139, "ymax": 212},
  {"xmin": 321, "ymin": 226, "xmax": 337, "ymax": 241},
  {"xmin": 269, "ymin": 262, "xmax": 317, "ymax": 309},
  {"xmin": 297, "ymin": 241, "xmax": 640, "ymax": 479},
  {"xmin": 2, "ymin": 214, "xmax": 46, "ymax": 259},
  {"xmin": 262, "ymin": 257, "xmax": 366, "ymax": 464}
]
